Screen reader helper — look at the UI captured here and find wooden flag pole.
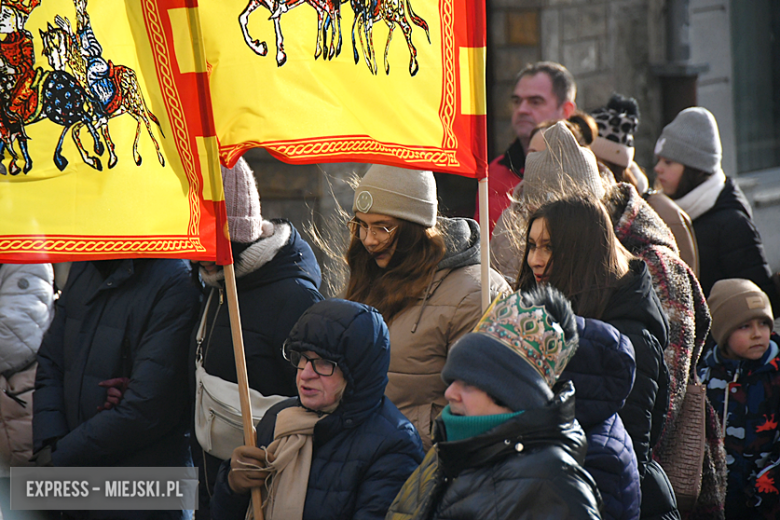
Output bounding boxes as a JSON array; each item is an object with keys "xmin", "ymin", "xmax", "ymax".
[
  {"xmin": 224, "ymin": 263, "xmax": 264, "ymax": 520},
  {"xmin": 478, "ymin": 177, "xmax": 490, "ymax": 312}
]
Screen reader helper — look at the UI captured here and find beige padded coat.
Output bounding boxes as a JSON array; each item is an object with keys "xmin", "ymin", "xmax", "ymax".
[{"xmin": 384, "ymin": 218, "xmax": 510, "ymax": 450}]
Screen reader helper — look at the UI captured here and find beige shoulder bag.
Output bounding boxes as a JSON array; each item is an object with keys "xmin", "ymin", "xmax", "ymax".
[{"xmin": 194, "ymin": 288, "xmax": 287, "ymax": 460}]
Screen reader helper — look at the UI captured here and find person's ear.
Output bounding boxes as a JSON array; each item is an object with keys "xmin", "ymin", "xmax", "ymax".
[{"xmin": 562, "ymin": 100, "xmax": 576, "ymax": 119}]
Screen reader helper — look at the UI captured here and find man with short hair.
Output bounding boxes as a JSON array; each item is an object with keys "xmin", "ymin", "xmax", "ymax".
[
  {"xmin": 385, "ymin": 286, "xmax": 602, "ymax": 520},
  {"xmin": 477, "ymin": 61, "xmax": 577, "ymax": 236}
]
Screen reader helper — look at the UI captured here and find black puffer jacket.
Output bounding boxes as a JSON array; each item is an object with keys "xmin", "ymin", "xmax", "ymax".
[
  {"xmin": 693, "ymin": 178, "xmax": 780, "ymax": 313},
  {"xmin": 601, "ymin": 260, "xmax": 670, "ymax": 477},
  {"xmin": 211, "ymin": 299, "xmax": 424, "ymax": 520},
  {"xmin": 34, "ymin": 259, "xmax": 200, "ymax": 468},
  {"xmin": 386, "ymin": 382, "xmax": 603, "ymax": 520}
]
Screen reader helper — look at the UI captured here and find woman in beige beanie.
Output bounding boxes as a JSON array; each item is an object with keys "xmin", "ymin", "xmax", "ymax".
[{"xmin": 345, "ymin": 164, "xmax": 510, "ymax": 449}]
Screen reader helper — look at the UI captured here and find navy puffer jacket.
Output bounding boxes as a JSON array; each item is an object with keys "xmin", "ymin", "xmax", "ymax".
[
  {"xmin": 34, "ymin": 259, "xmax": 199, "ymax": 471},
  {"xmin": 562, "ymin": 317, "xmax": 640, "ymax": 520},
  {"xmin": 191, "ymin": 221, "xmax": 323, "ymax": 513},
  {"xmin": 211, "ymin": 299, "xmax": 425, "ymax": 520}
]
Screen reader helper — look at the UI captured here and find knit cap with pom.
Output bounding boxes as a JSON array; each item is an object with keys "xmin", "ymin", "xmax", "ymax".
[{"xmin": 590, "ymin": 93, "xmax": 639, "ymax": 169}]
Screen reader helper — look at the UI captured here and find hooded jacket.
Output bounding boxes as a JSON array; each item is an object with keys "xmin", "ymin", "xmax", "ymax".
[
  {"xmin": 0, "ymin": 264, "xmax": 54, "ymax": 473},
  {"xmin": 699, "ymin": 334, "xmax": 780, "ymax": 519},
  {"xmin": 34, "ymin": 259, "xmax": 200, "ymax": 520},
  {"xmin": 606, "ymin": 183, "xmax": 726, "ymax": 517},
  {"xmin": 195, "ymin": 220, "xmax": 323, "ymax": 397},
  {"xmin": 211, "ymin": 299, "xmax": 425, "ymax": 520},
  {"xmin": 385, "ymin": 382, "xmax": 602, "ymax": 520},
  {"xmin": 192, "ymin": 220, "xmax": 323, "ymax": 509},
  {"xmin": 562, "ymin": 317, "xmax": 640, "ymax": 520},
  {"xmin": 692, "ymin": 178, "xmax": 779, "ymax": 313},
  {"xmin": 384, "ymin": 217, "xmax": 511, "ymax": 450}
]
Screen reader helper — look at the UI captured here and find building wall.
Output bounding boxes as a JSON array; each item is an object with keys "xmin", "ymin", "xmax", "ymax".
[
  {"xmin": 487, "ymin": 0, "xmax": 665, "ymax": 171},
  {"xmin": 690, "ymin": 0, "xmax": 737, "ymax": 176}
]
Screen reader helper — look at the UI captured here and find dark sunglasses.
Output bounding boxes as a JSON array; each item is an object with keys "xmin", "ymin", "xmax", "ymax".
[{"xmin": 282, "ymin": 344, "xmax": 338, "ymax": 376}]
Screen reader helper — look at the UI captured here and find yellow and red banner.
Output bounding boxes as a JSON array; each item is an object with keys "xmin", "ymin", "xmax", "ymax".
[
  {"xmin": 204, "ymin": 0, "xmax": 487, "ymax": 178},
  {"xmin": 1, "ymin": 0, "xmax": 487, "ymax": 263},
  {"xmin": 0, "ymin": 0, "xmax": 230, "ymax": 263}
]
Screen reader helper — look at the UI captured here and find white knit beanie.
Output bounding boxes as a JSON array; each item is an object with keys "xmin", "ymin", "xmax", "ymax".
[
  {"xmin": 654, "ymin": 107, "xmax": 722, "ymax": 175},
  {"xmin": 221, "ymin": 157, "xmax": 263, "ymax": 243},
  {"xmin": 523, "ymin": 122, "xmax": 605, "ymax": 204},
  {"xmin": 352, "ymin": 164, "xmax": 437, "ymax": 228}
]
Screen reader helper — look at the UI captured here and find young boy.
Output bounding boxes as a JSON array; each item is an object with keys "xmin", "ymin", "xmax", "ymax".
[{"xmin": 699, "ymin": 278, "xmax": 780, "ymax": 519}]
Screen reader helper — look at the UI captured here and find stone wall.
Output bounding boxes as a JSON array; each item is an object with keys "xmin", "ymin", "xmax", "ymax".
[{"xmin": 487, "ymin": 0, "xmax": 665, "ymax": 171}]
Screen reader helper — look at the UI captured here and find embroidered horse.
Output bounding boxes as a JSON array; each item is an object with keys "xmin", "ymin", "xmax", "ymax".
[
  {"xmin": 239, "ymin": 0, "xmax": 344, "ymax": 67},
  {"xmin": 48, "ymin": 12, "xmax": 165, "ymax": 169},
  {"xmin": 0, "ymin": 30, "xmax": 104, "ymax": 172},
  {"xmin": 350, "ymin": 0, "xmax": 429, "ymax": 76}
]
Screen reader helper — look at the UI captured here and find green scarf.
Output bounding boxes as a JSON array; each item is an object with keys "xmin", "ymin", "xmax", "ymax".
[{"xmin": 440, "ymin": 405, "xmax": 524, "ymax": 442}]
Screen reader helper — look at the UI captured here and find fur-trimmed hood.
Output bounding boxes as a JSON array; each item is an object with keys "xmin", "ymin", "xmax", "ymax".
[{"xmin": 437, "ymin": 217, "xmax": 481, "ymax": 270}]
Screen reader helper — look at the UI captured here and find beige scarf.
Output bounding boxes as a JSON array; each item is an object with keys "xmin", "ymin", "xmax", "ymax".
[{"xmin": 246, "ymin": 406, "xmax": 325, "ymax": 520}]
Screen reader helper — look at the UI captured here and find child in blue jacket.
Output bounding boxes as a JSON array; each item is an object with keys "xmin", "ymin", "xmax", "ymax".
[{"xmin": 699, "ymin": 278, "xmax": 779, "ymax": 519}]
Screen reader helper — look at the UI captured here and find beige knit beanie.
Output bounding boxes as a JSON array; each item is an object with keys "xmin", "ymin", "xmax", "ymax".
[
  {"xmin": 221, "ymin": 157, "xmax": 263, "ymax": 243},
  {"xmin": 352, "ymin": 164, "xmax": 437, "ymax": 228},
  {"xmin": 523, "ymin": 122, "xmax": 605, "ymax": 204},
  {"xmin": 708, "ymin": 278, "xmax": 774, "ymax": 347}
]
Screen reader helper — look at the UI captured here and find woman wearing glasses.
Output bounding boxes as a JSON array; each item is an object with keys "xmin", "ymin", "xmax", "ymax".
[
  {"xmin": 345, "ymin": 165, "xmax": 510, "ymax": 449},
  {"xmin": 210, "ymin": 299, "xmax": 424, "ymax": 520}
]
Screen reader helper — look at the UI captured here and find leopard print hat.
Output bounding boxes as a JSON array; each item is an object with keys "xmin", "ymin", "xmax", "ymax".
[{"xmin": 590, "ymin": 94, "xmax": 639, "ymax": 169}]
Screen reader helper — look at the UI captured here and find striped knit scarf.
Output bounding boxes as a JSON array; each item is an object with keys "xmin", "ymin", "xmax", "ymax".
[{"xmin": 607, "ymin": 183, "xmax": 726, "ymax": 519}]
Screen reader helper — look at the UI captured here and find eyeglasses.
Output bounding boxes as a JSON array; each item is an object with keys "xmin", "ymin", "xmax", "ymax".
[
  {"xmin": 283, "ymin": 345, "xmax": 338, "ymax": 377},
  {"xmin": 348, "ymin": 218, "xmax": 398, "ymax": 242}
]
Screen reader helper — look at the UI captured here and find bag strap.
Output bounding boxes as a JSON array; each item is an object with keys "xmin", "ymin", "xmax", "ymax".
[{"xmin": 195, "ymin": 288, "xmax": 216, "ymax": 365}]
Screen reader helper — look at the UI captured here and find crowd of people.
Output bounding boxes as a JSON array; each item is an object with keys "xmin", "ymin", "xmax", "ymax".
[{"xmin": 0, "ymin": 60, "xmax": 778, "ymax": 520}]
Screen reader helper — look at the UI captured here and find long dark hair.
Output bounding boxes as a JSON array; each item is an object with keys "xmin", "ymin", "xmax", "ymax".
[
  {"xmin": 345, "ymin": 218, "xmax": 446, "ymax": 322},
  {"xmin": 665, "ymin": 166, "xmax": 710, "ymax": 200},
  {"xmin": 515, "ymin": 196, "xmax": 632, "ymax": 319}
]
